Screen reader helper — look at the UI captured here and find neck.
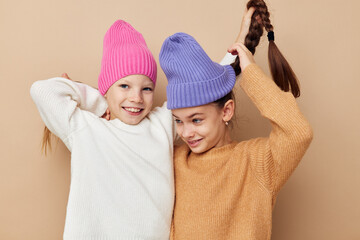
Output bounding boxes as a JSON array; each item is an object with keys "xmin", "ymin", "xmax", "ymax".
[
  {"xmin": 110, "ymin": 112, "xmax": 116, "ymax": 120},
  {"xmin": 215, "ymin": 128, "xmax": 232, "ymax": 148}
]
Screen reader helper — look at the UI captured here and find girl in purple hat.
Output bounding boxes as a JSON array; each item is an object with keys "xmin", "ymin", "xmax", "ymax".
[{"xmin": 159, "ymin": 1, "xmax": 313, "ymax": 239}]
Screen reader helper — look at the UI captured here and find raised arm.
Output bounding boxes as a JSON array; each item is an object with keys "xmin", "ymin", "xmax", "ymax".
[
  {"xmin": 30, "ymin": 77, "xmax": 108, "ymax": 148},
  {"xmin": 230, "ymin": 43, "xmax": 313, "ymax": 195},
  {"xmin": 220, "ymin": 7, "xmax": 255, "ymax": 66}
]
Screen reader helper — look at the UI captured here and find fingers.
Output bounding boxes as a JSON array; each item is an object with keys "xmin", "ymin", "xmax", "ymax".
[
  {"xmin": 247, "ymin": 7, "xmax": 262, "ymax": 25},
  {"xmin": 106, "ymin": 109, "xmax": 111, "ymax": 120},
  {"xmin": 245, "ymin": 7, "xmax": 256, "ymax": 20},
  {"xmin": 237, "ymin": 7, "xmax": 256, "ymax": 44},
  {"xmin": 228, "ymin": 42, "xmax": 249, "ymax": 55},
  {"xmin": 61, "ymin": 73, "xmax": 71, "ymax": 80},
  {"xmin": 102, "ymin": 108, "xmax": 111, "ymax": 121},
  {"xmin": 227, "ymin": 46, "xmax": 238, "ymax": 55},
  {"xmin": 255, "ymin": 14, "xmax": 262, "ymax": 25},
  {"xmin": 105, "ymin": 113, "xmax": 110, "ymax": 121},
  {"xmin": 228, "ymin": 43, "xmax": 245, "ymax": 55},
  {"xmin": 228, "ymin": 42, "xmax": 255, "ymax": 70}
]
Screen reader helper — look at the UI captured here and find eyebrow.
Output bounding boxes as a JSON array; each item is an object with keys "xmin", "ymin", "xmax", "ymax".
[
  {"xmin": 117, "ymin": 80, "xmax": 129, "ymax": 84},
  {"xmin": 172, "ymin": 113, "xmax": 205, "ymax": 119},
  {"xmin": 118, "ymin": 79, "xmax": 153, "ymax": 87}
]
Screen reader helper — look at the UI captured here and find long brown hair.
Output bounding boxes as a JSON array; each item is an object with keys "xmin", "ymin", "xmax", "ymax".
[{"xmin": 231, "ymin": 0, "xmax": 300, "ymax": 98}]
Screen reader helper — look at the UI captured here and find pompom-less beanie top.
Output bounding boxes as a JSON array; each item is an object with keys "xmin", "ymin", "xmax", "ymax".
[
  {"xmin": 159, "ymin": 32, "xmax": 236, "ymax": 109},
  {"xmin": 98, "ymin": 20, "xmax": 157, "ymax": 95}
]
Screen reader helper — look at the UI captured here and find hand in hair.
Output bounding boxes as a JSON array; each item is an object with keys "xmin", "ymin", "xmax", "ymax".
[
  {"xmin": 236, "ymin": 7, "xmax": 256, "ymax": 44},
  {"xmin": 61, "ymin": 72, "xmax": 111, "ymax": 120},
  {"xmin": 61, "ymin": 73, "xmax": 71, "ymax": 80},
  {"xmin": 61, "ymin": 73, "xmax": 83, "ymax": 84},
  {"xmin": 230, "ymin": 5, "xmax": 259, "ymax": 76},
  {"xmin": 228, "ymin": 42, "xmax": 255, "ymax": 71},
  {"xmin": 61, "ymin": 73, "xmax": 85, "ymax": 84}
]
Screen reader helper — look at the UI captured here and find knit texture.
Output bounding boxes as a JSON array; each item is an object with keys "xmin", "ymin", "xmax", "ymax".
[
  {"xmin": 98, "ymin": 20, "xmax": 157, "ymax": 95},
  {"xmin": 159, "ymin": 32, "xmax": 236, "ymax": 109},
  {"xmin": 30, "ymin": 78, "xmax": 174, "ymax": 240},
  {"xmin": 171, "ymin": 64, "xmax": 313, "ymax": 240}
]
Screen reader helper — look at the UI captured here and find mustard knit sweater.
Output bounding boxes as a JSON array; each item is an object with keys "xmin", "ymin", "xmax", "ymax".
[{"xmin": 171, "ymin": 64, "xmax": 313, "ymax": 240}]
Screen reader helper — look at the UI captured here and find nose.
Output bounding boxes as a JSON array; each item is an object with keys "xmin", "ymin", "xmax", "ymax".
[
  {"xmin": 128, "ymin": 90, "xmax": 143, "ymax": 103},
  {"xmin": 180, "ymin": 124, "xmax": 195, "ymax": 139}
]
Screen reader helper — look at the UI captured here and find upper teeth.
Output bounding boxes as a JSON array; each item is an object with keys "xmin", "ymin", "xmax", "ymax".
[{"xmin": 125, "ymin": 107, "xmax": 141, "ymax": 113}]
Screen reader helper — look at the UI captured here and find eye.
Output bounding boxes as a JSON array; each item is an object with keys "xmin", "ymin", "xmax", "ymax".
[
  {"xmin": 119, "ymin": 84, "xmax": 129, "ymax": 89},
  {"xmin": 174, "ymin": 119, "xmax": 182, "ymax": 124},
  {"xmin": 192, "ymin": 119, "xmax": 202, "ymax": 124},
  {"xmin": 143, "ymin": 87, "xmax": 153, "ymax": 92}
]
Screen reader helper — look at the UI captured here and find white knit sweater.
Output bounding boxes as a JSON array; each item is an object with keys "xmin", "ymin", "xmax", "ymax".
[{"xmin": 30, "ymin": 78, "xmax": 175, "ymax": 240}]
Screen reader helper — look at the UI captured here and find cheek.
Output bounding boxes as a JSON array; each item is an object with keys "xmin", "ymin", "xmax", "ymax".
[
  {"xmin": 176, "ymin": 125, "xmax": 189, "ymax": 139},
  {"xmin": 141, "ymin": 95, "xmax": 154, "ymax": 113},
  {"xmin": 144, "ymin": 93, "xmax": 154, "ymax": 105},
  {"xmin": 106, "ymin": 93, "xmax": 124, "ymax": 110},
  {"xmin": 194, "ymin": 124, "xmax": 210, "ymax": 138},
  {"xmin": 106, "ymin": 99, "xmax": 116, "ymax": 113},
  {"xmin": 176, "ymin": 126, "xmax": 182, "ymax": 136},
  {"xmin": 202, "ymin": 118, "xmax": 223, "ymax": 138}
]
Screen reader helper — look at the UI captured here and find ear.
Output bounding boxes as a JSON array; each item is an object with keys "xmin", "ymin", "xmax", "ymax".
[{"xmin": 222, "ymin": 100, "xmax": 235, "ymax": 122}]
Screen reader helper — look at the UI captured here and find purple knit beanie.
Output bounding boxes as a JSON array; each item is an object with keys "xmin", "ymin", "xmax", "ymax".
[
  {"xmin": 159, "ymin": 32, "xmax": 236, "ymax": 109},
  {"xmin": 98, "ymin": 20, "xmax": 157, "ymax": 95}
]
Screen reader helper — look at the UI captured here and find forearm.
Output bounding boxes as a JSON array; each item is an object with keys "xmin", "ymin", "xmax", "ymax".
[
  {"xmin": 30, "ymin": 77, "xmax": 107, "ymax": 139},
  {"xmin": 241, "ymin": 64, "xmax": 313, "ymax": 193},
  {"xmin": 70, "ymin": 80, "xmax": 108, "ymax": 116}
]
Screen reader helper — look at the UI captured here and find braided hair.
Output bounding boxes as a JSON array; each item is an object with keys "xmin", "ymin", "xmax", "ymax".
[{"xmin": 231, "ymin": 0, "xmax": 300, "ymax": 98}]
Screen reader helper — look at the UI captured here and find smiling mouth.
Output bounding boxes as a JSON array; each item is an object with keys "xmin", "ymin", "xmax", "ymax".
[
  {"xmin": 187, "ymin": 139, "xmax": 203, "ymax": 148},
  {"xmin": 122, "ymin": 107, "xmax": 144, "ymax": 115}
]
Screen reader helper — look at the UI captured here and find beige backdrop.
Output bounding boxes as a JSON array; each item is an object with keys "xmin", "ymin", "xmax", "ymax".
[{"xmin": 1, "ymin": 0, "xmax": 359, "ymax": 239}]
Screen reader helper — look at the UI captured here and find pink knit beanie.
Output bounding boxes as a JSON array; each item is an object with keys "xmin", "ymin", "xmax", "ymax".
[{"xmin": 98, "ymin": 20, "xmax": 157, "ymax": 95}]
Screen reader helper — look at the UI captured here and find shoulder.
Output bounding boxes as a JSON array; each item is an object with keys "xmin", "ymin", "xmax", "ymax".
[
  {"xmin": 147, "ymin": 102, "xmax": 173, "ymax": 129},
  {"xmin": 232, "ymin": 138, "xmax": 269, "ymax": 153},
  {"xmin": 150, "ymin": 102, "xmax": 172, "ymax": 118}
]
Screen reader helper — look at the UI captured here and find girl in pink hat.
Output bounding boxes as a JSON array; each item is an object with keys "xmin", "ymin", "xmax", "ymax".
[{"xmin": 31, "ymin": 20, "xmax": 175, "ymax": 240}]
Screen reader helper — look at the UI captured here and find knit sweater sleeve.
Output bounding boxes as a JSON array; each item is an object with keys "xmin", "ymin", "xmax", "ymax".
[
  {"xmin": 240, "ymin": 64, "xmax": 313, "ymax": 196},
  {"xmin": 30, "ymin": 77, "xmax": 108, "ymax": 147}
]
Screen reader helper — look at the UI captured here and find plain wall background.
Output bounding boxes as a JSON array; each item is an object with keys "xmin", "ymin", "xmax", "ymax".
[{"xmin": 1, "ymin": 0, "xmax": 359, "ymax": 239}]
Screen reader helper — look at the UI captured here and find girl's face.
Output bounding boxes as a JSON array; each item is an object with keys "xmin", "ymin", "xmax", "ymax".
[
  {"xmin": 105, "ymin": 75, "xmax": 154, "ymax": 125},
  {"xmin": 172, "ymin": 101, "xmax": 234, "ymax": 154}
]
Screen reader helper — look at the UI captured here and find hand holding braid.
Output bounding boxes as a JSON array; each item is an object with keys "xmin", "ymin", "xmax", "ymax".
[{"xmin": 231, "ymin": 0, "xmax": 300, "ymax": 98}]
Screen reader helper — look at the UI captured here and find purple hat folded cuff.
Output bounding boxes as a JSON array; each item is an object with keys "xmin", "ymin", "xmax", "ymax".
[{"xmin": 166, "ymin": 65, "xmax": 236, "ymax": 109}]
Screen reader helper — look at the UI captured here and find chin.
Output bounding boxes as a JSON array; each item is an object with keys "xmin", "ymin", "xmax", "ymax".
[
  {"xmin": 114, "ymin": 114, "xmax": 143, "ymax": 125},
  {"xmin": 120, "ymin": 109, "xmax": 151, "ymax": 125},
  {"xmin": 124, "ymin": 118, "xmax": 143, "ymax": 125},
  {"xmin": 188, "ymin": 144, "xmax": 209, "ymax": 154},
  {"xmin": 190, "ymin": 148, "xmax": 202, "ymax": 154}
]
